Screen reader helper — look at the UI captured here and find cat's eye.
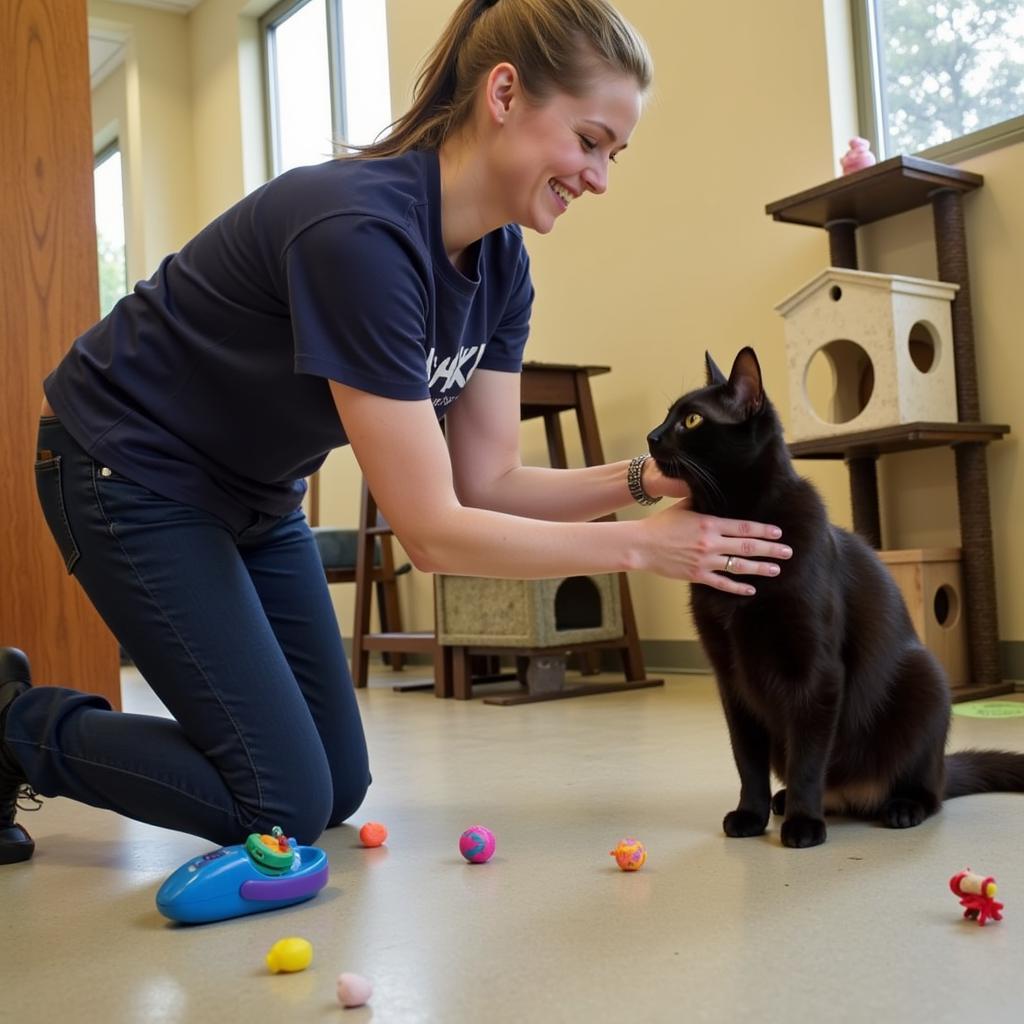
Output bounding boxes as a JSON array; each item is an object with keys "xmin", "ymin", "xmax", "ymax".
[{"xmin": 684, "ymin": 413, "xmax": 704, "ymax": 429}]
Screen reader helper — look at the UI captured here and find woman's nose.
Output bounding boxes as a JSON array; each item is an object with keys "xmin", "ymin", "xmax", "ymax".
[{"xmin": 582, "ymin": 160, "xmax": 608, "ymax": 195}]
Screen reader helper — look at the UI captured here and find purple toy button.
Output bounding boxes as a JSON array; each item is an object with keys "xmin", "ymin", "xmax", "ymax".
[{"xmin": 240, "ymin": 864, "xmax": 328, "ymax": 902}]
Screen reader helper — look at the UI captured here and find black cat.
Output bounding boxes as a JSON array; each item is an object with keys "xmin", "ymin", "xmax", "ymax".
[{"xmin": 647, "ymin": 346, "xmax": 1024, "ymax": 848}]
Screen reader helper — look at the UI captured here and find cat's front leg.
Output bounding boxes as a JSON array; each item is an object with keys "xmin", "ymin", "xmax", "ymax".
[
  {"xmin": 779, "ymin": 678, "xmax": 842, "ymax": 849},
  {"xmin": 719, "ymin": 690, "xmax": 773, "ymax": 838}
]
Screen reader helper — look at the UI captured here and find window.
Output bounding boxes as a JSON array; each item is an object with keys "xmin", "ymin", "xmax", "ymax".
[
  {"xmin": 262, "ymin": 0, "xmax": 392, "ymax": 175},
  {"xmin": 94, "ymin": 144, "xmax": 128, "ymax": 318},
  {"xmin": 853, "ymin": 0, "xmax": 1024, "ymax": 160}
]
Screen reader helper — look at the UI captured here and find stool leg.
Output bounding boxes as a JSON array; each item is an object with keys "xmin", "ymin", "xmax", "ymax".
[
  {"xmin": 433, "ymin": 645, "xmax": 453, "ymax": 699},
  {"xmin": 452, "ymin": 647, "xmax": 474, "ymax": 700}
]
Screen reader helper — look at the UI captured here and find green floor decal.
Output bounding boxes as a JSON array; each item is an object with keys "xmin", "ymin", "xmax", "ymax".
[{"xmin": 952, "ymin": 699, "xmax": 1024, "ymax": 719}]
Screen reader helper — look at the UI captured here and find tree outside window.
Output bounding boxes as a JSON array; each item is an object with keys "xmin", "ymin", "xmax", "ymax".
[{"xmin": 861, "ymin": 0, "xmax": 1024, "ymax": 158}]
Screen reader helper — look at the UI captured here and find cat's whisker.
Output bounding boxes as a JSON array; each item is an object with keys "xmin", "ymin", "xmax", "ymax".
[{"xmin": 673, "ymin": 452, "xmax": 725, "ymax": 512}]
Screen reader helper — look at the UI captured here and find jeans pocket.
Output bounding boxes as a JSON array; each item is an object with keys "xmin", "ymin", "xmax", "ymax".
[{"xmin": 35, "ymin": 455, "xmax": 81, "ymax": 573}]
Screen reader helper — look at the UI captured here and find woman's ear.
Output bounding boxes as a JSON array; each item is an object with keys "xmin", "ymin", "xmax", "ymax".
[{"xmin": 484, "ymin": 62, "xmax": 519, "ymax": 125}]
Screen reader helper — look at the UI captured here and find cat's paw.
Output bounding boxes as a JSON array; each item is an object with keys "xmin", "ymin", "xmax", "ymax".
[
  {"xmin": 881, "ymin": 798, "xmax": 927, "ymax": 829},
  {"xmin": 771, "ymin": 789, "xmax": 787, "ymax": 816},
  {"xmin": 723, "ymin": 809, "xmax": 768, "ymax": 838},
  {"xmin": 780, "ymin": 815, "xmax": 827, "ymax": 848}
]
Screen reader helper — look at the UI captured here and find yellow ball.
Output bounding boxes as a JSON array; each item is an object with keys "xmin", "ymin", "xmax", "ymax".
[{"xmin": 266, "ymin": 936, "xmax": 313, "ymax": 973}]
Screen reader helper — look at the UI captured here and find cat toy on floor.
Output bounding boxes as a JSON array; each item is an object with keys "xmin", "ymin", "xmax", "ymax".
[
  {"xmin": 156, "ymin": 825, "xmax": 329, "ymax": 924},
  {"xmin": 949, "ymin": 868, "xmax": 1004, "ymax": 926}
]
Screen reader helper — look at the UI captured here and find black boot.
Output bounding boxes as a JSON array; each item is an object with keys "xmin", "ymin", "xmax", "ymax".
[{"xmin": 1, "ymin": 648, "xmax": 39, "ymax": 865}]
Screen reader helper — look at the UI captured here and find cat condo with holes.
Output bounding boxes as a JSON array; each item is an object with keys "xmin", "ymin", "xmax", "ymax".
[
  {"xmin": 435, "ymin": 574, "xmax": 623, "ymax": 648},
  {"xmin": 774, "ymin": 267, "xmax": 959, "ymax": 443}
]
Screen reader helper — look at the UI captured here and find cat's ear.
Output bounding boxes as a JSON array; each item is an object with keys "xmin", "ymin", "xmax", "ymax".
[
  {"xmin": 728, "ymin": 347, "xmax": 764, "ymax": 414},
  {"xmin": 705, "ymin": 352, "xmax": 728, "ymax": 386}
]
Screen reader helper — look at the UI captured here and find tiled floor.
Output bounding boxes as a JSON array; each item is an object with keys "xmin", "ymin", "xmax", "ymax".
[{"xmin": 4, "ymin": 666, "xmax": 1024, "ymax": 1023}]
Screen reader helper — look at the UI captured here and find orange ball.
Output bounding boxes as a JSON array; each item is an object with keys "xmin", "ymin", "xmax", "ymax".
[{"xmin": 359, "ymin": 822, "xmax": 388, "ymax": 848}]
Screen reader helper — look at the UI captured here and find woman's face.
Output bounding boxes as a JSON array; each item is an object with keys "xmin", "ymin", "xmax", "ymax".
[{"xmin": 493, "ymin": 70, "xmax": 644, "ymax": 234}]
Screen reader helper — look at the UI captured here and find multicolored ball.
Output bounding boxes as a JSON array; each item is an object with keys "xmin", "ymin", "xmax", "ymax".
[
  {"xmin": 610, "ymin": 837, "xmax": 647, "ymax": 872},
  {"xmin": 459, "ymin": 825, "xmax": 496, "ymax": 863},
  {"xmin": 359, "ymin": 821, "xmax": 388, "ymax": 848}
]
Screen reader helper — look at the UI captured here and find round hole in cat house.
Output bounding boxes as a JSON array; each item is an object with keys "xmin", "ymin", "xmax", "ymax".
[
  {"xmin": 554, "ymin": 576, "xmax": 603, "ymax": 631},
  {"xmin": 908, "ymin": 320, "xmax": 938, "ymax": 373},
  {"xmin": 829, "ymin": 285, "xmax": 842, "ymax": 301},
  {"xmin": 933, "ymin": 584, "xmax": 961, "ymax": 630},
  {"xmin": 804, "ymin": 339, "xmax": 875, "ymax": 425}
]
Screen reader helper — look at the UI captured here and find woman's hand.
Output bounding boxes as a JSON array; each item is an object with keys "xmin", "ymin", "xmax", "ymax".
[
  {"xmin": 640, "ymin": 457, "xmax": 691, "ymax": 501},
  {"xmin": 637, "ymin": 499, "xmax": 792, "ymax": 596}
]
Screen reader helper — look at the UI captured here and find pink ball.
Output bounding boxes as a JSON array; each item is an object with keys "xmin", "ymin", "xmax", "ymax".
[
  {"xmin": 337, "ymin": 972, "xmax": 373, "ymax": 1008},
  {"xmin": 459, "ymin": 825, "xmax": 495, "ymax": 863}
]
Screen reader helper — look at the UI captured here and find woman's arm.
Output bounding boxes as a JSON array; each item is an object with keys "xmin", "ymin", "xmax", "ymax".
[
  {"xmin": 443, "ymin": 368, "xmax": 688, "ymax": 521},
  {"xmin": 331, "ymin": 380, "xmax": 790, "ymax": 595}
]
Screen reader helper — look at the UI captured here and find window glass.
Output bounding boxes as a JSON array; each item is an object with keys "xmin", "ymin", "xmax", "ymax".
[
  {"xmin": 265, "ymin": 0, "xmax": 392, "ymax": 173},
  {"xmin": 270, "ymin": 0, "xmax": 334, "ymax": 172},
  {"xmin": 94, "ymin": 147, "xmax": 128, "ymax": 317},
  {"xmin": 338, "ymin": 0, "xmax": 392, "ymax": 147},
  {"xmin": 872, "ymin": 1, "xmax": 1024, "ymax": 155}
]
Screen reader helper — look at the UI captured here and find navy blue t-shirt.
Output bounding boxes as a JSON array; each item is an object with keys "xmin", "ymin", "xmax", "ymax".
[{"xmin": 45, "ymin": 149, "xmax": 534, "ymax": 532}]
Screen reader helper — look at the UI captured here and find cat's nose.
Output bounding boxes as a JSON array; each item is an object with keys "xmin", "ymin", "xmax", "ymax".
[{"xmin": 646, "ymin": 428, "xmax": 664, "ymax": 454}]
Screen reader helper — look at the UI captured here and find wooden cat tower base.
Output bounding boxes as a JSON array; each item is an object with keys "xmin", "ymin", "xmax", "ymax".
[
  {"xmin": 876, "ymin": 548, "xmax": 968, "ymax": 689},
  {"xmin": 767, "ymin": 156, "xmax": 1011, "ymax": 701},
  {"xmin": 436, "ymin": 573, "xmax": 661, "ymax": 706}
]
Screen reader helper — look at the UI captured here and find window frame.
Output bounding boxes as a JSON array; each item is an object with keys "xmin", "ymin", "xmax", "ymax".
[
  {"xmin": 260, "ymin": 0, "xmax": 348, "ymax": 177},
  {"xmin": 851, "ymin": 0, "xmax": 1024, "ymax": 163}
]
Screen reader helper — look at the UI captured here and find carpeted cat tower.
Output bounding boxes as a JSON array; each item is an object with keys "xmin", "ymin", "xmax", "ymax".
[{"xmin": 775, "ymin": 267, "xmax": 959, "ymax": 442}]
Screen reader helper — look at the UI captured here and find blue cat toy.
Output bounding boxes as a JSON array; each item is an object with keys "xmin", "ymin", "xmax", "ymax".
[{"xmin": 156, "ymin": 826, "xmax": 329, "ymax": 924}]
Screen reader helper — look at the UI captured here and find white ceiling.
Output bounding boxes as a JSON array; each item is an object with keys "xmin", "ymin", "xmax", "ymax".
[{"xmin": 88, "ymin": 1, "xmax": 203, "ymax": 87}]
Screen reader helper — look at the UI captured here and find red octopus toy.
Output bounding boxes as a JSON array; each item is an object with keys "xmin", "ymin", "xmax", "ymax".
[{"xmin": 949, "ymin": 868, "xmax": 1004, "ymax": 926}]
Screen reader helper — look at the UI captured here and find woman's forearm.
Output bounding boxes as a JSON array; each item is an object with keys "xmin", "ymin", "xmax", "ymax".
[
  {"xmin": 403, "ymin": 503, "xmax": 647, "ymax": 577},
  {"xmin": 457, "ymin": 458, "xmax": 688, "ymax": 522},
  {"xmin": 457, "ymin": 460, "xmax": 638, "ymax": 522}
]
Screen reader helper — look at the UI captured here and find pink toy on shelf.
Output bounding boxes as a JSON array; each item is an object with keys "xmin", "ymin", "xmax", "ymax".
[
  {"xmin": 949, "ymin": 868, "xmax": 1004, "ymax": 926},
  {"xmin": 839, "ymin": 137, "xmax": 877, "ymax": 175}
]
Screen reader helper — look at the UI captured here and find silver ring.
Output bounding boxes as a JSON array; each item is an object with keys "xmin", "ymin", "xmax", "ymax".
[{"xmin": 724, "ymin": 555, "xmax": 736, "ymax": 574}]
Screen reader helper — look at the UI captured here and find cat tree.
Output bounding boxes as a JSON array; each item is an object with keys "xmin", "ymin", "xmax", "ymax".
[
  {"xmin": 776, "ymin": 267, "xmax": 959, "ymax": 442},
  {"xmin": 766, "ymin": 155, "xmax": 1010, "ymax": 700}
]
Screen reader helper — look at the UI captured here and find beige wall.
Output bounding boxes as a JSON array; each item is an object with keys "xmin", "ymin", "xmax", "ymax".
[{"xmin": 89, "ymin": 0, "xmax": 1023, "ymax": 650}]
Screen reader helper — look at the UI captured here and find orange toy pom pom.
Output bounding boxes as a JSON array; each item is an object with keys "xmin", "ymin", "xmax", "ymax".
[{"xmin": 359, "ymin": 822, "xmax": 388, "ymax": 848}]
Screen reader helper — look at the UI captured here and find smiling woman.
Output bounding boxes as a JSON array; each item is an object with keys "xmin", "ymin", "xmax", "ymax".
[{"xmin": 2, "ymin": 0, "xmax": 792, "ymax": 868}]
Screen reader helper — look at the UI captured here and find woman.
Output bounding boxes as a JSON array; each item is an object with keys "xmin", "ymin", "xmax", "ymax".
[{"xmin": 0, "ymin": 0, "xmax": 791, "ymax": 865}]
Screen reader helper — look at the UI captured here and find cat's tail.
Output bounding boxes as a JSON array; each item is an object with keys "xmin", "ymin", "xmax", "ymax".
[{"xmin": 944, "ymin": 749, "xmax": 1024, "ymax": 799}]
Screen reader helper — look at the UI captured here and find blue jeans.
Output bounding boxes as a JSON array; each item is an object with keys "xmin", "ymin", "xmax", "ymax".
[{"xmin": 6, "ymin": 416, "xmax": 370, "ymax": 845}]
